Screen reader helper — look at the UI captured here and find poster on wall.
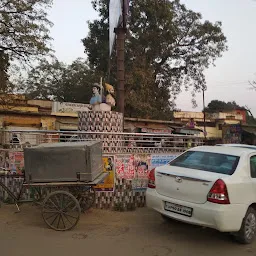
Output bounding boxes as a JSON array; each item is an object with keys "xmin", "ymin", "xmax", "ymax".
[
  {"xmin": 132, "ymin": 178, "xmax": 148, "ymax": 191},
  {"xmin": 134, "ymin": 154, "xmax": 151, "ymax": 179},
  {"xmin": 0, "ymin": 150, "xmax": 10, "ymax": 170},
  {"xmin": 0, "ymin": 150, "xmax": 24, "ymax": 174},
  {"xmin": 132, "ymin": 154, "xmax": 151, "ymax": 191},
  {"xmin": 115, "ymin": 155, "xmax": 135, "ymax": 180},
  {"xmin": 9, "ymin": 151, "xmax": 24, "ymax": 174},
  {"xmin": 150, "ymin": 154, "xmax": 179, "ymax": 169},
  {"xmin": 94, "ymin": 156, "xmax": 115, "ymax": 192}
]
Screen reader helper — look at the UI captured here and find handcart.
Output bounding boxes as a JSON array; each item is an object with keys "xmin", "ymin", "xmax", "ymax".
[
  {"xmin": 0, "ymin": 141, "xmax": 106, "ymax": 231},
  {"xmin": 0, "ymin": 172, "xmax": 108, "ymax": 231}
]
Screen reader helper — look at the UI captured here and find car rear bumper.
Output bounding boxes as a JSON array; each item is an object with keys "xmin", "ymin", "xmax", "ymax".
[{"xmin": 146, "ymin": 188, "xmax": 247, "ymax": 232}]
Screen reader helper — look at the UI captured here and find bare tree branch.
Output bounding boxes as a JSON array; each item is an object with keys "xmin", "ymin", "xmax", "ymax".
[{"xmin": 249, "ymin": 80, "xmax": 256, "ymax": 90}]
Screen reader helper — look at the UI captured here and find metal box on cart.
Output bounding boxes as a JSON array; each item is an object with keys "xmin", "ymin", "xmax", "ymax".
[{"xmin": 24, "ymin": 141, "xmax": 103, "ymax": 183}]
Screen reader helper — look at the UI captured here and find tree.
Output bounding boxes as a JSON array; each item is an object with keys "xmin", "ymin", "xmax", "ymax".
[
  {"xmin": 204, "ymin": 100, "xmax": 243, "ymax": 113},
  {"xmin": 0, "ymin": 0, "xmax": 53, "ymax": 64},
  {"xmin": 22, "ymin": 58, "xmax": 99, "ymax": 104},
  {"xmin": 0, "ymin": 0, "xmax": 53, "ymax": 108},
  {"xmin": 82, "ymin": 0, "xmax": 109, "ymax": 75},
  {"xmin": 0, "ymin": 50, "xmax": 16, "ymax": 109},
  {"xmin": 0, "ymin": 50, "xmax": 10, "ymax": 92},
  {"xmin": 204, "ymin": 100, "xmax": 256, "ymax": 125},
  {"xmin": 82, "ymin": 0, "xmax": 227, "ymax": 119}
]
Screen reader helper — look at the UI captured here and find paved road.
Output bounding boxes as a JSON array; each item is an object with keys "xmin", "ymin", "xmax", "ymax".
[{"xmin": 0, "ymin": 204, "xmax": 256, "ymax": 256}]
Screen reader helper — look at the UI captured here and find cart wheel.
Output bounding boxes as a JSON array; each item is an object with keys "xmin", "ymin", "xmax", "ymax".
[
  {"xmin": 42, "ymin": 191, "xmax": 81, "ymax": 231},
  {"xmin": 32, "ymin": 187, "xmax": 47, "ymax": 206},
  {"xmin": 70, "ymin": 186, "xmax": 96, "ymax": 212},
  {"xmin": 78, "ymin": 186, "xmax": 96, "ymax": 212}
]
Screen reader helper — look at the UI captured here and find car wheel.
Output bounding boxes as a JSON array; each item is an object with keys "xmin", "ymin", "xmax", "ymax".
[{"xmin": 234, "ymin": 207, "xmax": 256, "ymax": 244}]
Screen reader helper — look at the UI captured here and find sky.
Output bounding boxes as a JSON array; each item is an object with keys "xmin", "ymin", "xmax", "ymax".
[{"xmin": 48, "ymin": 0, "xmax": 256, "ymax": 115}]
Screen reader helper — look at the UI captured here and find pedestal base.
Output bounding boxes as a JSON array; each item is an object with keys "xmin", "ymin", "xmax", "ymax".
[
  {"xmin": 91, "ymin": 103, "xmax": 111, "ymax": 112},
  {"xmin": 78, "ymin": 111, "xmax": 123, "ymax": 133}
]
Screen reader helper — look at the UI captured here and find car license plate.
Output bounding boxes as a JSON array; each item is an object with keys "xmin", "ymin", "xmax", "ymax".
[{"xmin": 164, "ymin": 202, "xmax": 193, "ymax": 217}]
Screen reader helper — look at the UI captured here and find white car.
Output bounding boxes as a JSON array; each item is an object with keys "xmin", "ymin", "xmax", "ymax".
[
  {"xmin": 216, "ymin": 144, "xmax": 256, "ymax": 150},
  {"xmin": 146, "ymin": 145, "xmax": 256, "ymax": 244}
]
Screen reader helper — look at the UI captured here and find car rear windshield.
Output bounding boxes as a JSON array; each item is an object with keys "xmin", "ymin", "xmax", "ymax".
[{"xmin": 169, "ymin": 151, "xmax": 240, "ymax": 175}]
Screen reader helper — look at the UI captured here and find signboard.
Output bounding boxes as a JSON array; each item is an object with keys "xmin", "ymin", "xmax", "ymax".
[
  {"xmin": 141, "ymin": 128, "xmax": 172, "ymax": 134},
  {"xmin": 150, "ymin": 154, "xmax": 179, "ymax": 170},
  {"xmin": 52, "ymin": 102, "xmax": 90, "ymax": 114},
  {"xmin": 115, "ymin": 155, "xmax": 135, "ymax": 180},
  {"xmin": 179, "ymin": 128, "xmax": 201, "ymax": 135},
  {"xmin": 94, "ymin": 156, "xmax": 115, "ymax": 192}
]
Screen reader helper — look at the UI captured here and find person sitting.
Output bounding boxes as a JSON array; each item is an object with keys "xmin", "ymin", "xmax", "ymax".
[{"xmin": 186, "ymin": 118, "xmax": 196, "ymax": 129}]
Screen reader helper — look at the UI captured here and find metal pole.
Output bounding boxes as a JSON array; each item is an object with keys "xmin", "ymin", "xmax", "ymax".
[
  {"xmin": 114, "ymin": 0, "xmax": 127, "ymax": 115},
  {"xmin": 203, "ymin": 89, "xmax": 207, "ymax": 141},
  {"xmin": 115, "ymin": 27, "xmax": 125, "ymax": 114}
]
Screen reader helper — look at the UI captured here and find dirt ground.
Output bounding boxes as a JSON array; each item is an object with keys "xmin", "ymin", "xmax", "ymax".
[{"xmin": 1, "ymin": 204, "xmax": 256, "ymax": 256}]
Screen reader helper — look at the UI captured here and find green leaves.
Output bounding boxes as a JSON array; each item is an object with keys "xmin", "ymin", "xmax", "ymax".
[
  {"xmin": 204, "ymin": 100, "xmax": 244, "ymax": 113},
  {"xmin": 0, "ymin": 0, "xmax": 54, "ymax": 98},
  {"xmin": 22, "ymin": 58, "xmax": 100, "ymax": 104},
  {"xmin": 0, "ymin": 0, "xmax": 53, "ymax": 63},
  {"xmin": 83, "ymin": 0, "xmax": 227, "ymax": 119}
]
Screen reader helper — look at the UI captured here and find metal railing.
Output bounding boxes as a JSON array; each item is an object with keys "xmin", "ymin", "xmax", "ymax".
[{"xmin": 0, "ymin": 130, "xmax": 204, "ymax": 154}]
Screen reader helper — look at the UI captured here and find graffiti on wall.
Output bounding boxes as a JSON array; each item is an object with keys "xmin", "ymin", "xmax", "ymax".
[
  {"xmin": 114, "ymin": 154, "xmax": 180, "ymax": 191},
  {"xmin": 115, "ymin": 155, "xmax": 135, "ymax": 180}
]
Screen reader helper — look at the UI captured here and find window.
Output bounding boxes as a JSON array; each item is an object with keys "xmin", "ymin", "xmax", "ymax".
[
  {"xmin": 250, "ymin": 156, "xmax": 256, "ymax": 178},
  {"xmin": 169, "ymin": 151, "xmax": 240, "ymax": 175},
  {"xmin": 218, "ymin": 124, "xmax": 223, "ymax": 131}
]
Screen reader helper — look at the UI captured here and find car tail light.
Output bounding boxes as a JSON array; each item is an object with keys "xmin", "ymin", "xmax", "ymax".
[
  {"xmin": 207, "ymin": 179, "xmax": 230, "ymax": 204},
  {"xmin": 148, "ymin": 168, "xmax": 156, "ymax": 189}
]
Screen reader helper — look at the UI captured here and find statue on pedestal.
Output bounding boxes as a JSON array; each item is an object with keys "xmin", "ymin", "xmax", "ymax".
[
  {"xmin": 90, "ymin": 83, "xmax": 102, "ymax": 106},
  {"xmin": 105, "ymin": 83, "xmax": 116, "ymax": 107},
  {"xmin": 90, "ymin": 83, "xmax": 111, "ymax": 111},
  {"xmin": 90, "ymin": 82, "xmax": 117, "ymax": 112}
]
